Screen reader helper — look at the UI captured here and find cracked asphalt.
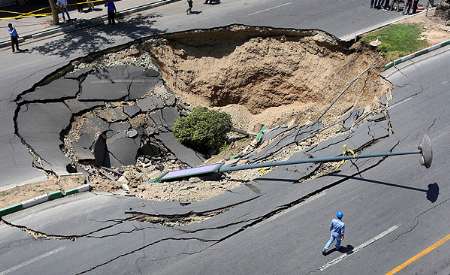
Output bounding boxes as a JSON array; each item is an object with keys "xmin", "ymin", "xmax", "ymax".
[{"xmin": 0, "ymin": 0, "xmax": 448, "ymax": 274}]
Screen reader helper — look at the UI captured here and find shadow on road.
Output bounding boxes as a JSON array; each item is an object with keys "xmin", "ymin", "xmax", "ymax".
[
  {"xmin": 323, "ymin": 244, "xmax": 354, "ymax": 256},
  {"xmin": 332, "ymin": 174, "xmax": 440, "ymax": 203},
  {"xmin": 31, "ymin": 14, "xmax": 165, "ymax": 57}
]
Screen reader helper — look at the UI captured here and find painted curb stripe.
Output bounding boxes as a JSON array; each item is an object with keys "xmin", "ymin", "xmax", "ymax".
[
  {"xmin": 0, "ymin": 204, "xmax": 23, "ymax": 217},
  {"xmin": 48, "ymin": 191, "xmax": 64, "ymax": 201},
  {"xmin": 21, "ymin": 194, "xmax": 49, "ymax": 208},
  {"xmin": 0, "ymin": 184, "xmax": 91, "ymax": 217},
  {"xmin": 384, "ymin": 38, "xmax": 450, "ymax": 70}
]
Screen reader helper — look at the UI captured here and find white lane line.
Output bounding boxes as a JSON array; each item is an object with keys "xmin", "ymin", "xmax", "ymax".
[
  {"xmin": 247, "ymin": 2, "xmax": 292, "ymax": 16},
  {"xmin": 319, "ymin": 225, "xmax": 400, "ymax": 271},
  {"xmin": 0, "ymin": 246, "xmax": 65, "ymax": 275},
  {"xmin": 254, "ymin": 192, "xmax": 326, "ymax": 229}
]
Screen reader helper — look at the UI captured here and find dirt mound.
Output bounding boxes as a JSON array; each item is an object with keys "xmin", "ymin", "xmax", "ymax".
[{"xmin": 149, "ymin": 26, "xmax": 390, "ymax": 130}]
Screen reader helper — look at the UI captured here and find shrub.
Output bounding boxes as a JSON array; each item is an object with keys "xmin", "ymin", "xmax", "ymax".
[{"xmin": 173, "ymin": 107, "xmax": 232, "ymax": 154}]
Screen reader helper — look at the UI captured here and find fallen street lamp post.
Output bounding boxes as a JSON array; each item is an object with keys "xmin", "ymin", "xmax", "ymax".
[{"xmin": 156, "ymin": 135, "xmax": 432, "ymax": 182}]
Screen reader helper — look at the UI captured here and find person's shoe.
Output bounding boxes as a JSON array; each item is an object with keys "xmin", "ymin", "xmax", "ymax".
[{"xmin": 322, "ymin": 250, "xmax": 327, "ymax": 256}]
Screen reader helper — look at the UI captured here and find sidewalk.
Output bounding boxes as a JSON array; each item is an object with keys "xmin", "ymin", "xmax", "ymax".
[{"xmin": 0, "ymin": 0, "xmax": 179, "ymax": 47}]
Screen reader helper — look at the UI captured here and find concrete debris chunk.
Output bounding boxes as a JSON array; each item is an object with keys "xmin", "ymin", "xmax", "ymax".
[{"xmin": 123, "ymin": 105, "xmax": 141, "ymax": 118}]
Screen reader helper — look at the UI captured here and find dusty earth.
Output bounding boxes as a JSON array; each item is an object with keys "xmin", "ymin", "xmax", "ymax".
[
  {"xmin": 149, "ymin": 27, "xmax": 389, "ymax": 132},
  {"xmin": 401, "ymin": 9, "xmax": 450, "ymax": 44}
]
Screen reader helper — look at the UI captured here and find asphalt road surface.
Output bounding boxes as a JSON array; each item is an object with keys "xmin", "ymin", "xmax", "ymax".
[{"xmin": 1, "ymin": 0, "xmax": 448, "ymax": 274}]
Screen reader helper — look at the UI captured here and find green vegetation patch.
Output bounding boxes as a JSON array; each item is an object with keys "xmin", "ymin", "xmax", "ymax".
[
  {"xmin": 362, "ymin": 23, "xmax": 428, "ymax": 61},
  {"xmin": 173, "ymin": 107, "xmax": 232, "ymax": 155}
]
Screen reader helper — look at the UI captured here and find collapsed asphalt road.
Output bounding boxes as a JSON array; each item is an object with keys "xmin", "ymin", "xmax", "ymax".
[{"xmin": 1, "ymin": 43, "xmax": 449, "ymax": 275}]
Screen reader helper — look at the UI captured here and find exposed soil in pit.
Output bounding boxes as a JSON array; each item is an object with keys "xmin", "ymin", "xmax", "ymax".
[
  {"xmin": 56, "ymin": 26, "xmax": 393, "ymax": 204},
  {"xmin": 148, "ymin": 26, "xmax": 391, "ymax": 131}
]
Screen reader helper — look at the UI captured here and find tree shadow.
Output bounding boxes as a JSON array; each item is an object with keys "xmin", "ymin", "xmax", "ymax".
[
  {"xmin": 331, "ymin": 173, "xmax": 439, "ymax": 203},
  {"xmin": 31, "ymin": 14, "xmax": 165, "ymax": 58}
]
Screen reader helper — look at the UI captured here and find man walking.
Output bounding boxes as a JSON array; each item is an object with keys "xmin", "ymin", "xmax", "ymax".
[
  {"xmin": 8, "ymin": 23, "xmax": 21, "ymax": 53},
  {"xmin": 322, "ymin": 211, "xmax": 345, "ymax": 255},
  {"xmin": 56, "ymin": 0, "xmax": 71, "ymax": 23},
  {"xmin": 105, "ymin": 0, "xmax": 117, "ymax": 24}
]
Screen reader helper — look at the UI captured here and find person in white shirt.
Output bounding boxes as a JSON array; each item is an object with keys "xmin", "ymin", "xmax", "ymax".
[{"xmin": 56, "ymin": 0, "xmax": 71, "ymax": 22}]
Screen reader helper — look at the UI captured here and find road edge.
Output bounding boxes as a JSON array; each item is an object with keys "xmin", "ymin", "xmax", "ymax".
[
  {"xmin": 0, "ymin": 0, "xmax": 180, "ymax": 49},
  {"xmin": 0, "ymin": 183, "xmax": 91, "ymax": 217}
]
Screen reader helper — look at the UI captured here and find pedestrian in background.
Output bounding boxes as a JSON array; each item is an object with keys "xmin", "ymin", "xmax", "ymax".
[
  {"xmin": 322, "ymin": 211, "xmax": 345, "ymax": 255},
  {"xmin": 56, "ymin": 0, "xmax": 71, "ymax": 23},
  {"xmin": 404, "ymin": 0, "xmax": 413, "ymax": 14},
  {"xmin": 8, "ymin": 23, "xmax": 21, "ymax": 53},
  {"xmin": 186, "ymin": 0, "xmax": 193, "ymax": 14},
  {"xmin": 412, "ymin": 0, "xmax": 419, "ymax": 13},
  {"xmin": 86, "ymin": 0, "xmax": 95, "ymax": 11},
  {"xmin": 105, "ymin": 0, "xmax": 117, "ymax": 24}
]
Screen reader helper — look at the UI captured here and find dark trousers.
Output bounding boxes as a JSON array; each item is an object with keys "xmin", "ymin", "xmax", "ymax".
[
  {"xmin": 11, "ymin": 37, "xmax": 19, "ymax": 52},
  {"xmin": 404, "ymin": 0, "xmax": 412, "ymax": 13},
  {"xmin": 108, "ymin": 11, "xmax": 115, "ymax": 24},
  {"xmin": 412, "ymin": 0, "xmax": 419, "ymax": 13},
  {"xmin": 187, "ymin": 0, "xmax": 193, "ymax": 13}
]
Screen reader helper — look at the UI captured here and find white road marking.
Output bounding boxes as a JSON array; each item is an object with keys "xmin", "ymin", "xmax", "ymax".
[
  {"xmin": 254, "ymin": 192, "xmax": 326, "ymax": 229},
  {"xmin": 319, "ymin": 225, "xmax": 400, "ymax": 271},
  {"xmin": 247, "ymin": 2, "xmax": 292, "ymax": 16},
  {"xmin": 0, "ymin": 246, "xmax": 65, "ymax": 275}
]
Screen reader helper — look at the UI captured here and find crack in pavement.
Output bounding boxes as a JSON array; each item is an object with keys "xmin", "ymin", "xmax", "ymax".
[
  {"xmin": 74, "ymin": 236, "xmax": 219, "ymax": 275},
  {"xmin": 126, "ymin": 195, "xmax": 261, "ymax": 227},
  {"xmin": 391, "ymin": 196, "xmax": 450, "ymax": 243}
]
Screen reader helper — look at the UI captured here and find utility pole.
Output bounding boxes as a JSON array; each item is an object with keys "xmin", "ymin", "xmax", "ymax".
[{"xmin": 48, "ymin": 0, "xmax": 59, "ymax": 25}]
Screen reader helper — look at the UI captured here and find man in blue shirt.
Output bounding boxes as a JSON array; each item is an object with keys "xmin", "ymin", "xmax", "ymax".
[
  {"xmin": 322, "ymin": 210, "xmax": 345, "ymax": 255},
  {"xmin": 8, "ymin": 23, "xmax": 21, "ymax": 53},
  {"xmin": 105, "ymin": 0, "xmax": 117, "ymax": 24}
]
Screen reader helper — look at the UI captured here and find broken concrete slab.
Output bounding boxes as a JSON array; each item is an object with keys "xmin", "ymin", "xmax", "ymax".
[
  {"xmin": 109, "ymin": 121, "xmax": 131, "ymax": 133},
  {"xmin": 106, "ymin": 132, "xmax": 141, "ymax": 167},
  {"xmin": 65, "ymin": 68, "xmax": 93, "ymax": 79},
  {"xmin": 136, "ymin": 94, "xmax": 165, "ymax": 112},
  {"xmin": 17, "ymin": 102, "xmax": 72, "ymax": 135},
  {"xmin": 73, "ymin": 145, "xmax": 95, "ymax": 161},
  {"xmin": 64, "ymin": 99, "xmax": 104, "ymax": 114},
  {"xmin": 342, "ymin": 108, "xmax": 363, "ymax": 130},
  {"xmin": 95, "ymin": 107, "xmax": 128, "ymax": 123},
  {"xmin": 79, "ymin": 74, "xmax": 129, "ymax": 101},
  {"xmin": 123, "ymin": 105, "xmax": 141, "ymax": 118},
  {"xmin": 22, "ymin": 78, "xmax": 79, "ymax": 102},
  {"xmin": 76, "ymin": 133, "xmax": 96, "ymax": 149},
  {"xmin": 161, "ymin": 107, "xmax": 179, "ymax": 129},
  {"xmin": 81, "ymin": 113, "xmax": 110, "ymax": 135},
  {"xmin": 156, "ymin": 132, "xmax": 204, "ymax": 167},
  {"xmin": 149, "ymin": 109, "xmax": 169, "ymax": 132},
  {"xmin": 128, "ymin": 78, "xmax": 161, "ymax": 100}
]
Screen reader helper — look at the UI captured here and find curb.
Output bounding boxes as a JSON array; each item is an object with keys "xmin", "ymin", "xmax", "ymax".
[
  {"xmin": 0, "ymin": 183, "xmax": 91, "ymax": 217},
  {"xmin": 384, "ymin": 38, "xmax": 450, "ymax": 70},
  {"xmin": 0, "ymin": 0, "xmax": 180, "ymax": 49}
]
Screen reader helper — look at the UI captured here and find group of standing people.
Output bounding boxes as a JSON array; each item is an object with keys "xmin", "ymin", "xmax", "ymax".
[
  {"xmin": 370, "ymin": 0, "xmax": 421, "ymax": 14},
  {"xmin": 55, "ymin": 0, "xmax": 117, "ymax": 24}
]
